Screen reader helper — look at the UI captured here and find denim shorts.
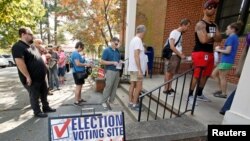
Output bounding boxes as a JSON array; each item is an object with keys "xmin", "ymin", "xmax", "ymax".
[{"xmin": 58, "ymin": 67, "xmax": 65, "ymax": 76}]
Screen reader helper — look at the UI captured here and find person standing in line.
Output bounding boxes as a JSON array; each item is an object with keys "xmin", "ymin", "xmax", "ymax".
[
  {"xmin": 33, "ymin": 39, "xmax": 53, "ymax": 95},
  {"xmin": 12, "ymin": 27, "xmax": 56, "ymax": 118},
  {"xmin": 48, "ymin": 45, "xmax": 60, "ymax": 91},
  {"xmin": 188, "ymin": 0, "xmax": 222, "ymax": 105},
  {"xmin": 212, "ymin": 22, "xmax": 242, "ymax": 98},
  {"xmin": 128, "ymin": 25, "xmax": 146, "ymax": 111},
  {"xmin": 100, "ymin": 37, "xmax": 121, "ymax": 108},
  {"xmin": 163, "ymin": 18, "xmax": 191, "ymax": 96},
  {"xmin": 57, "ymin": 46, "xmax": 66, "ymax": 85},
  {"xmin": 70, "ymin": 41, "xmax": 92, "ymax": 106},
  {"xmin": 219, "ymin": 32, "xmax": 250, "ymax": 115}
]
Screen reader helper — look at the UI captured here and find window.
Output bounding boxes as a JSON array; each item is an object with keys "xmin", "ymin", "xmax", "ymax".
[{"xmin": 216, "ymin": 0, "xmax": 250, "ymax": 35}]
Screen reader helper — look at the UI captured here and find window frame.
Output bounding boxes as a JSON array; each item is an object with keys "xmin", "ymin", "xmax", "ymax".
[{"xmin": 216, "ymin": 0, "xmax": 250, "ymax": 36}]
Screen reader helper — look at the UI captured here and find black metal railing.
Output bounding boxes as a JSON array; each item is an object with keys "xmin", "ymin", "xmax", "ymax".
[{"xmin": 137, "ymin": 67, "xmax": 204, "ymax": 122}]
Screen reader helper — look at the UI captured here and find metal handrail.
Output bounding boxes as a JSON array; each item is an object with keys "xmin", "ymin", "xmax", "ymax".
[
  {"xmin": 138, "ymin": 66, "xmax": 204, "ymax": 122},
  {"xmin": 139, "ymin": 68, "xmax": 194, "ymax": 98}
]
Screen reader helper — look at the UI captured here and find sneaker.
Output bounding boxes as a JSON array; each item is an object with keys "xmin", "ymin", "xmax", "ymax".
[
  {"xmin": 213, "ymin": 90, "xmax": 222, "ymax": 95},
  {"xmin": 188, "ymin": 96, "xmax": 198, "ymax": 106},
  {"xmin": 131, "ymin": 104, "xmax": 143, "ymax": 111},
  {"xmin": 197, "ymin": 94, "xmax": 211, "ymax": 102},
  {"xmin": 79, "ymin": 99, "xmax": 87, "ymax": 103},
  {"xmin": 74, "ymin": 102, "xmax": 82, "ymax": 106},
  {"xmin": 102, "ymin": 103, "xmax": 108, "ymax": 108},
  {"xmin": 163, "ymin": 90, "xmax": 169, "ymax": 94},
  {"xmin": 213, "ymin": 93, "xmax": 227, "ymax": 99},
  {"xmin": 168, "ymin": 89, "xmax": 175, "ymax": 93},
  {"xmin": 128, "ymin": 103, "xmax": 133, "ymax": 108}
]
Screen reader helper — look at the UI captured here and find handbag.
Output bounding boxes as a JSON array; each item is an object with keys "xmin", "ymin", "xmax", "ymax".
[
  {"xmin": 162, "ymin": 33, "xmax": 182, "ymax": 60},
  {"xmin": 75, "ymin": 71, "xmax": 88, "ymax": 79},
  {"xmin": 73, "ymin": 64, "xmax": 88, "ymax": 79}
]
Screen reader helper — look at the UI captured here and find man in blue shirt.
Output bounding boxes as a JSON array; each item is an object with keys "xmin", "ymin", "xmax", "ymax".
[{"xmin": 101, "ymin": 37, "xmax": 121, "ymax": 108}]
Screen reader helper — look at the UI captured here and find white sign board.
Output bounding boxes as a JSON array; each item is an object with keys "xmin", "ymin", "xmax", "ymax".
[{"xmin": 48, "ymin": 112, "xmax": 125, "ymax": 141}]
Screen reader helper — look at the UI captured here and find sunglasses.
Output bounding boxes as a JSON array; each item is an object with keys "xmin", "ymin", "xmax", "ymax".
[{"xmin": 206, "ymin": 5, "xmax": 217, "ymax": 10}]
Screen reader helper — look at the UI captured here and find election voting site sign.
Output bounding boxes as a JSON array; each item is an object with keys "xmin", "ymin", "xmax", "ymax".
[{"xmin": 48, "ymin": 112, "xmax": 125, "ymax": 141}]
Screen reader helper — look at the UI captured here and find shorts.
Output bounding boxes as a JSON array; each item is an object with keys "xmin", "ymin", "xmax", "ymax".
[
  {"xmin": 192, "ymin": 52, "xmax": 214, "ymax": 78},
  {"xmin": 218, "ymin": 63, "xmax": 233, "ymax": 70},
  {"xmin": 164, "ymin": 55, "xmax": 181, "ymax": 74},
  {"xmin": 130, "ymin": 71, "xmax": 143, "ymax": 81},
  {"xmin": 58, "ymin": 67, "xmax": 65, "ymax": 76},
  {"xmin": 73, "ymin": 73, "xmax": 85, "ymax": 85}
]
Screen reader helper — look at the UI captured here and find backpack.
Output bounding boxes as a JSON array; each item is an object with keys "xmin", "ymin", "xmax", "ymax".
[{"xmin": 162, "ymin": 33, "xmax": 182, "ymax": 59}]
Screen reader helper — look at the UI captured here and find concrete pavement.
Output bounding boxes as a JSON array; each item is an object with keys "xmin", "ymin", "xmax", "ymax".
[{"xmin": 0, "ymin": 67, "xmax": 133, "ymax": 141}]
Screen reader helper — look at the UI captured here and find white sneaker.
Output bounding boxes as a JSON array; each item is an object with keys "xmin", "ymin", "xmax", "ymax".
[
  {"xmin": 197, "ymin": 94, "xmax": 211, "ymax": 102},
  {"xmin": 102, "ymin": 103, "xmax": 108, "ymax": 108},
  {"xmin": 188, "ymin": 96, "xmax": 198, "ymax": 106}
]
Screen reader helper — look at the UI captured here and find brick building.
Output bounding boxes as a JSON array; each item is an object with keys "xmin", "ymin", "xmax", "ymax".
[{"xmin": 121, "ymin": 0, "xmax": 250, "ymax": 84}]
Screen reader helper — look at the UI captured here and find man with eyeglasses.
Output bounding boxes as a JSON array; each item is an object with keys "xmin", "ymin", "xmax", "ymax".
[
  {"xmin": 12, "ymin": 27, "xmax": 56, "ymax": 118},
  {"xmin": 188, "ymin": 0, "xmax": 222, "ymax": 105},
  {"xmin": 100, "ymin": 37, "xmax": 122, "ymax": 108}
]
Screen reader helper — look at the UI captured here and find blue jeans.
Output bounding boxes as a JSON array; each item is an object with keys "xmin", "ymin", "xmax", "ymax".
[{"xmin": 220, "ymin": 89, "xmax": 236, "ymax": 115}]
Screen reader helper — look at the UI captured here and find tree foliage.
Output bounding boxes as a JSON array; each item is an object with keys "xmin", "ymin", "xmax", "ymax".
[
  {"xmin": 0, "ymin": 0, "xmax": 45, "ymax": 48},
  {"xmin": 59, "ymin": 0, "xmax": 121, "ymax": 56}
]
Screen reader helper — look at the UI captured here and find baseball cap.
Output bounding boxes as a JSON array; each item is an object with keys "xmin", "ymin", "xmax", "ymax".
[{"xmin": 204, "ymin": 0, "xmax": 218, "ymax": 8}]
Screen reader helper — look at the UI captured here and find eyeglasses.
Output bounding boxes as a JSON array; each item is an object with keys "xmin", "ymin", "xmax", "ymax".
[{"xmin": 206, "ymin": 5, "xmax": 217, "ymax": 10}]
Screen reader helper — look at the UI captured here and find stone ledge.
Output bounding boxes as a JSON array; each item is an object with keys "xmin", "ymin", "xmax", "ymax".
[{"xmin": 125, "ymin": 115, "xmax": 207, "ymax": 141}]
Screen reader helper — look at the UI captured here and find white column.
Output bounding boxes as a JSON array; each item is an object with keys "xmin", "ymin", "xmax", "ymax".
[
  {"xmin": 124, "ymin": 0, "xmax": 137, "ymax": 75},
  {"xmin": 223, "ymin": 49, "xmax": 250, "ymax": 124}
]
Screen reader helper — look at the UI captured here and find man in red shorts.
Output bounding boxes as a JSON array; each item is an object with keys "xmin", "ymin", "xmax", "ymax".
[{"xmin": 188, "ymin": 0, "xmax": 222, "ymax": 105}]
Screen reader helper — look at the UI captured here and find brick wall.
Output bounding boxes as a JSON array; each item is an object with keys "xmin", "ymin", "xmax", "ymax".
[{"xmin": 163, "ymin": 0, "xmax": 245, "ymax": 84}]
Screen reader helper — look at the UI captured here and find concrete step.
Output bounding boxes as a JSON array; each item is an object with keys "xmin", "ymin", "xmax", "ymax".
[{"xmin": 116, "ymin": 87, "xmax": 155, "ymax": 122}]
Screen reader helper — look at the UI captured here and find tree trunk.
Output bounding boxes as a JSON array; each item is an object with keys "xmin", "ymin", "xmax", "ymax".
[
  {"xmin": 100, "ymin": 28, "xmax": 109, "ymax": 47},
  {"xmin": 54, "ymin": 0, "xmax": 58, "ymax": 45},
  {"xmin": 103, "ymin": 0, "xmax": 113, "ymax": 39},
  {"xmin": 45, "ymin": 2, "xmax": 51, "ymax": 44}
]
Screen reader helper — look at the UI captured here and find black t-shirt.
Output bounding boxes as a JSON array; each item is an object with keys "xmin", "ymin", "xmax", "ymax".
[
  {"xmin": 12, "ymin": 40, "xmax": 47, "ymax": 85},
  {"xmin": 193, "ymin": 20, "xmax": 217, "ymax": 53}
]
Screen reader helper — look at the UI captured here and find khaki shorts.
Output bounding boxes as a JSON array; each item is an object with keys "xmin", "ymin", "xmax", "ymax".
[
  {"xmin": 164, "ymin": 55, "xmax": 181, "ymax": 74},
  {"xmin": 130, "ymin": 71, "xmax": 143, "ymax": 81}
]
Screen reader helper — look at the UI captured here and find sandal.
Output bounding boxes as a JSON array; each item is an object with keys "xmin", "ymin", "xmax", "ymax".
[
  {"xmin": 213, "ymin": 93, "xmax": 227, "ymax": 98},
  {"xmin": 79, "ymin": 99, "xmax": 87, "ymax": 103},
  {"xmin": 74, "ymin": 102, "xmax": 81, "ymax": 106}
]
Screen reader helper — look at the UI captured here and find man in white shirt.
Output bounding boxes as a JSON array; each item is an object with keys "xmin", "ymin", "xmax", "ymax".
[
  {"xmin": 128, "ymin": 25, "xmax": 146, "ymax": 111},
  {"xmin": 163, "ymin": 19, "xmax": 191, "ymax": 96}
]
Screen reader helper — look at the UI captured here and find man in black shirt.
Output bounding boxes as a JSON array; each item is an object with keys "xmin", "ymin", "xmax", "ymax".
[
  {"xmin": 188, "ymin": 0, "xmax": 222, "ymax": 105},
  {"xmin": 12, "ymin": 27, "xmax": 56, "ymax": 118}
]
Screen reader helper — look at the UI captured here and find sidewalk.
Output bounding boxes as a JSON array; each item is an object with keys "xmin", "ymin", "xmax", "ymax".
[{"xmin": 0, "ymin": 69, "xmax": 133, "ymax": 141}]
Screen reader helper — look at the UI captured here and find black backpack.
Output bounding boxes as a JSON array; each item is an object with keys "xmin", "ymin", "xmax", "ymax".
[{"xmin": 162, "ymin": 34, "xmax": 182, "ymax": 59}]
